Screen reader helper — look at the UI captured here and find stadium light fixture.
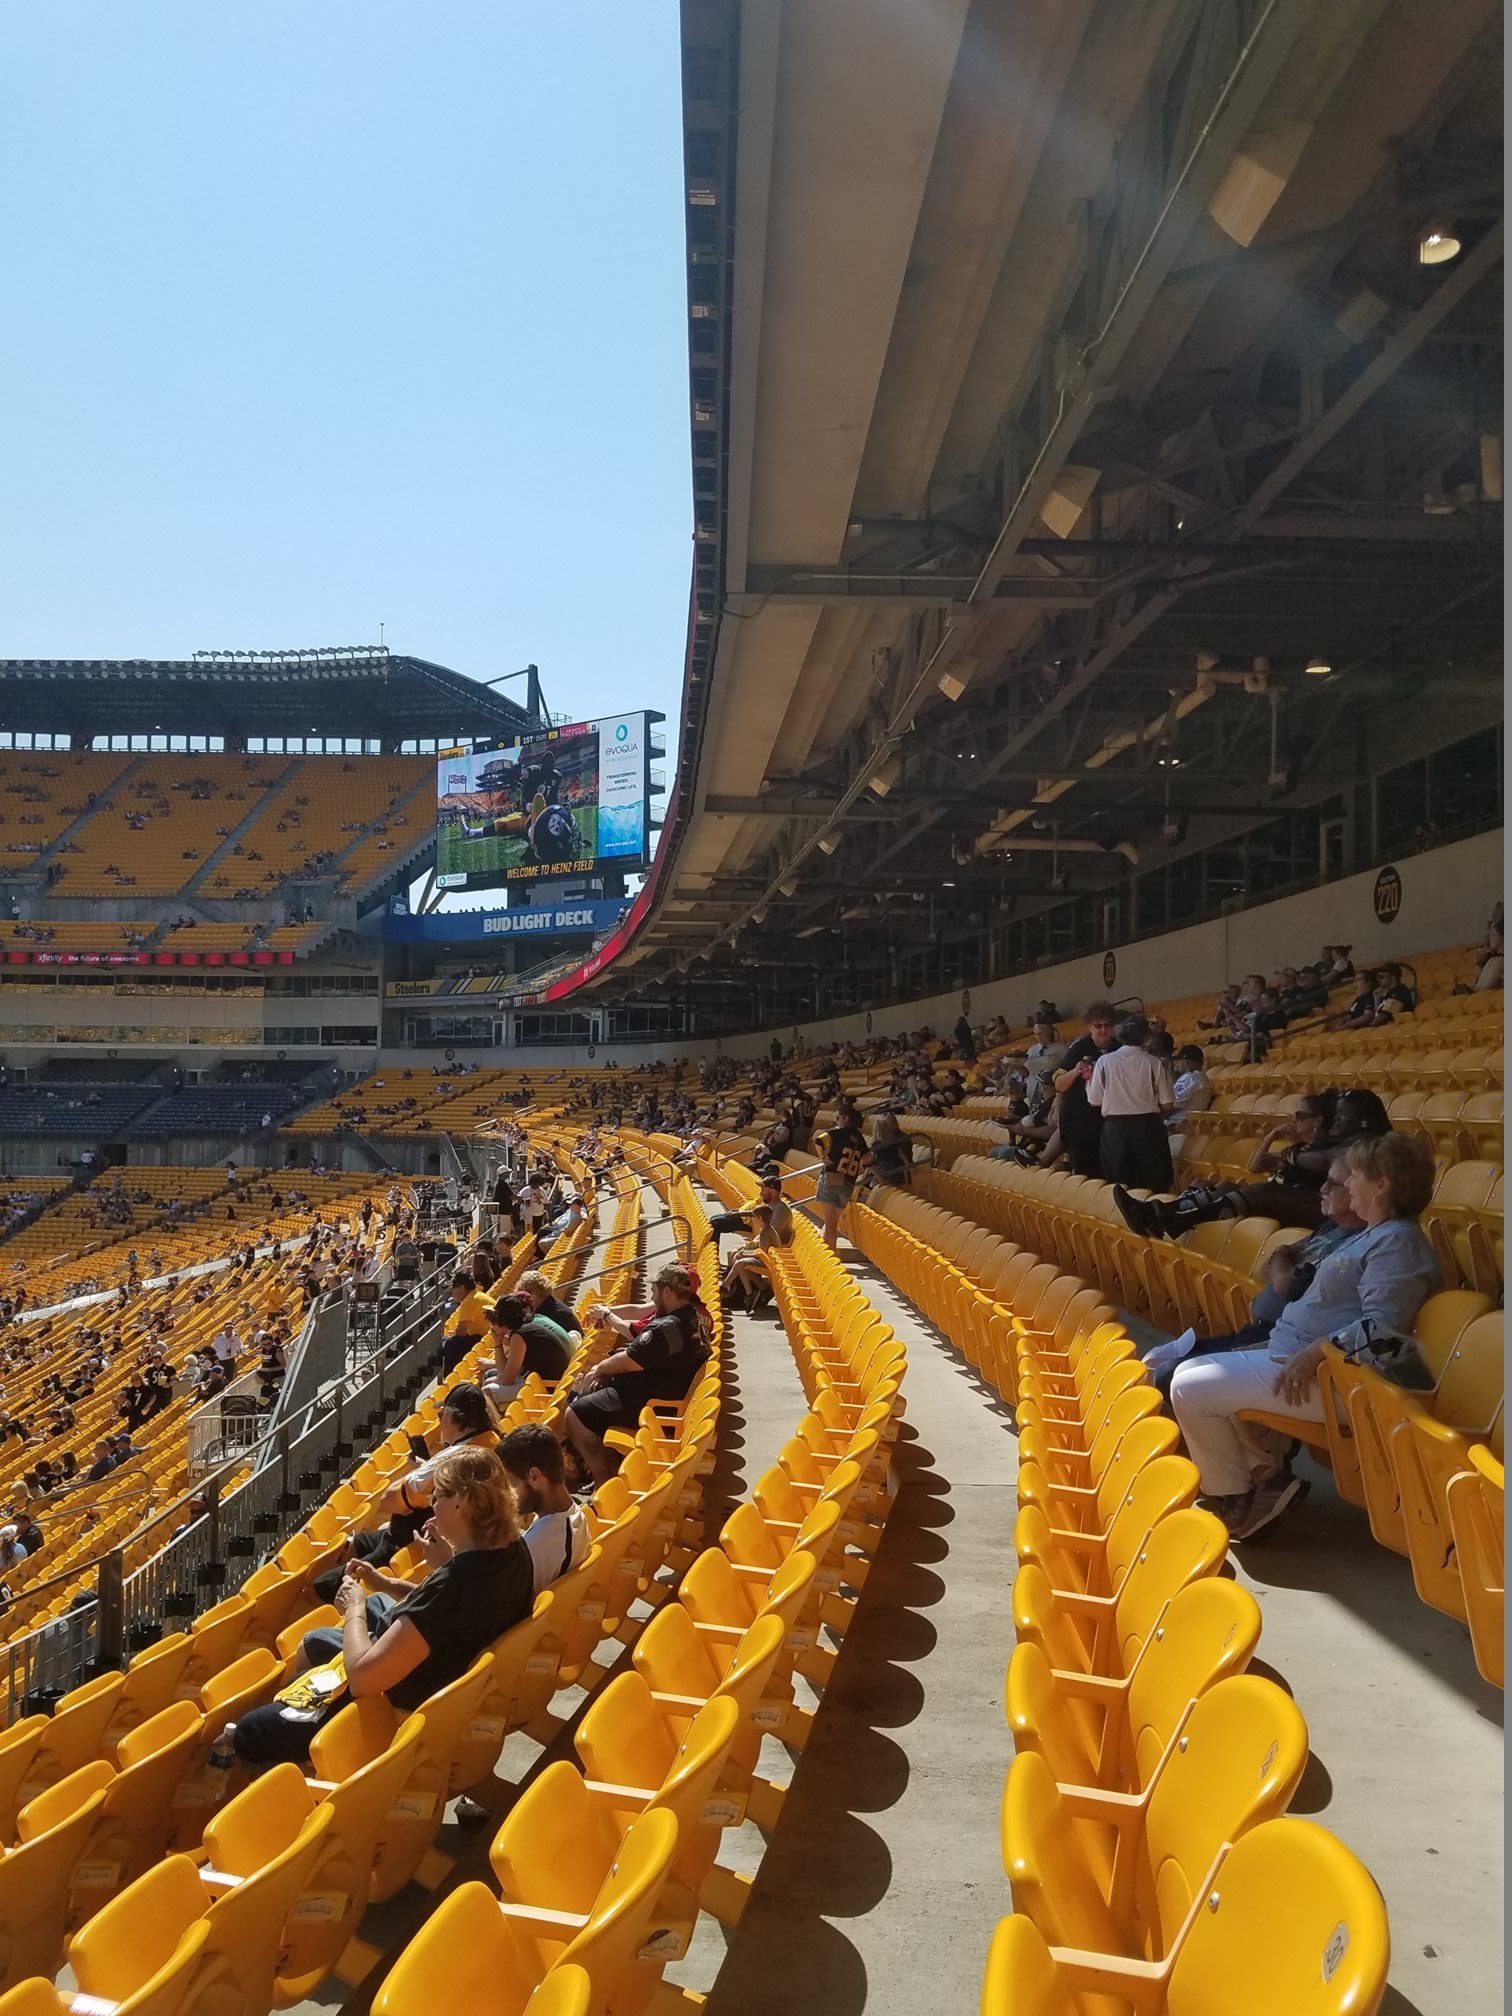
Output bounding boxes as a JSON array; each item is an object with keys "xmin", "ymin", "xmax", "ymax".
[
  {"xmin": 868, "ymin": 757, "xmax": 901, "ymax": 797},
  {"xmin": 777, "ymin": 875, "xmax": 798, "ymax": 898},
  {"xmin": 1305, "ymin": 655, "xmax": 1332, "ymax": 677},
  {"xmin": 816, "ymin": 832, "xmax": 841, "ymax": 855},
  {"xmin": 1418, "ymin": 219, "xmax": 1461, "ymax": 266}
]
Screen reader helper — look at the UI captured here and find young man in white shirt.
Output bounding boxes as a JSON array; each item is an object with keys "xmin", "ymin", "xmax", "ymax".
[
  {"xmin": 499, "ymin": 1423, "xmax": 589, "ymax": 1593},
  {"xmin": 1087, "ymin": 1013, "xmax": 1174, "ymax": 1191},
  {"xmin": 210, "ymin": 1326, "xmax": 240, "ymax": 1366}
]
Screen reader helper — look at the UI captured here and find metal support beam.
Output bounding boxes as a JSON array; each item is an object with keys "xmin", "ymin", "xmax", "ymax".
[{"xmin": 1228, "ymin": 220, "xmax": 1504, "ymax": 530}]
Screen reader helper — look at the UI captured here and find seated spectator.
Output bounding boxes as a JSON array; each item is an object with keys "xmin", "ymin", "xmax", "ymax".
[
  {"xmin": 864, "ymin": 1113, "xmax": 917, "ymax": 1190},
  {"xmin": 1169, "ymin": 1132, "xmax": 1438, "ymax": 1539},
  {"xmin": 313, "ymin": 1384, "xmax": 499, "ymax": 1599},
  {"xmin": 442, "ymin": 1269, "xmax": 491, "ymax": 1377},
  {"xmin": 566, "ymin": 1264, "xmax": 712, "ymax": 1485},
  {"xmin": 1167, "ymin": 1045, "xmax": 1215, "ymax": 1131},
  {"xmin": 498, "ymin": 1423, "xmax": 590, "ymax": 1591},
  {"xmin": 235, "ymin": 1445, "xmax": 533, "ymax": 1766},
  {"xmin": 84, "ymin": 1439, "xmax": 117, "ymax": 1483},
  {"xmin": 516, "ymin": 1270, "xmax": 583, "ymax": 1340},
  {"xmin": 1457, "ymin": 919, "xmax": 1504, "ymax": 993},
  {"xmin": 1138, "ymin": 1157, "xmax": 1355, "ymax": 1403},
  {"xmin": 484, "ymin": 1293, "xmax": 573, "ymax": 1399},
  {"xmin": 1115, "ymin": 1088, "xmax": 1390, "ymax": 1238},
  {"xmin": 721, "ymin": 1202, "xmax": 793, "ymax": 1313}
]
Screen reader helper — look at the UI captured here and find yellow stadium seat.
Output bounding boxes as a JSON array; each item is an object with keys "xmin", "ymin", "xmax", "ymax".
[
  {"xmin": 1018, "ymin": 1416, "xmax": 1180, "ymax": 1535},
  {"xmin": 1447, "ymin": 1439, "xmax": 1504, "ymax": 1689},
  {"xmin": 574, "ymin": 1678, "xmax": 741, "ymax": 1906},
  {"xmin": 982, "ymin": 1815, "xmax": 1390, "ymax": 2016},
  {"xmin": 370, "ymin": 1883, "xmax": 590, "ymax": 2016},
  {"xmin": 1347, "ymin": 1310, "xmax": 1503, "ymax": 1556},
  {"xmin": 68, "ymin": 1698, "xmax": 205, "ymax": 1927},
  {"xmin": 19, "ymin": 1919, "xmax": 212, "ymax": 2016},
  {"xmin": 489, "ymin": 1764, "xmax": 681, "ymax": 2002},
  {"xmin": 314, "ymin": 1656, "xmax": 489, "ymax": 1903},
  {"xmin": 1006, "ymin": 1579, "xmax": 1263, "ymax": 1800},
  {"xmin": 1014, "ymin": 1456, "xmax": 1200, "ymax": 1598},
  {"xmin": 17, "ymin": 1672, "xmax": 124, "ymax": 1807},
  {"xmin": 0, "ymin": 1721, "xmax": 46, "ymax": 1844},
  {"xmin": 103, "ymin": 1632, "xmax": 194, "ymax": 1749},
  {"xmin": 0, "ymin": 1761, "xmax": 114, "ymax": 1991},
  {"xmin": 276, "ymin": 1710, "xmax": 426, "ymax": 2003},
  {"xmin": 1002, "ymin": 1677, "xmax": 1308, "ymax": 1961},
  {"xmin": 1012, "ymin": 1507, "xmax": 1229, "ymax": 1680}
]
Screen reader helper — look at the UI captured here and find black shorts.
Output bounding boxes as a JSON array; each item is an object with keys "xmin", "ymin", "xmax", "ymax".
[{"xmin": 568, "ymin": 1384, "xmax": 640, "ymax": 1437}]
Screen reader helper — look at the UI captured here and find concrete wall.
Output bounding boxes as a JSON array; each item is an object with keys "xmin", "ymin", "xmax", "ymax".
[{"xmin": 397, "ymin": 828, "xmax": 1501, "ymax": 1066}]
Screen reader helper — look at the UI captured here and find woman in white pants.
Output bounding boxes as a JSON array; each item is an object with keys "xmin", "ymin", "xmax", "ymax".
[{"xmin": 1170, "ymin": 1130, "xmax": 1438, "ymax": 1542}]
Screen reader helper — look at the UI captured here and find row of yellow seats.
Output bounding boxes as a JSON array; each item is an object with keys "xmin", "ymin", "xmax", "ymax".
[
  {"xmin": 840, "ymin": 1185, "xmax": 1391, "ymax": 2009},
  {"xmin": 366, "ymin": 1147, "xmax": 907, "ymax": 2013},
  {"xmin": 884, "ymin": 1158, "xmax": 1506, "ymax": 1686},
  {"xmin": 993, "ymin": 1270, "xmax": 1389, "ymax": 2010}
]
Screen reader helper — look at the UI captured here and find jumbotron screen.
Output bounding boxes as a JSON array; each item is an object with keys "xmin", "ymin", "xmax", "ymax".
[{"xmin": 435, "ymin": 712, "xmax": 650, "ymax": 890}]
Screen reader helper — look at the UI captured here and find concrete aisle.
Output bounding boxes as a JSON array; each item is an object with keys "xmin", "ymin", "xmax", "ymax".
[{"xmin": 703, "ymin": 1252, "xmax": 1018, "ymax": 2016}]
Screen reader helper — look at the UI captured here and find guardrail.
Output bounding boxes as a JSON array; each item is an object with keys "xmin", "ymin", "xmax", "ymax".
[{"xmin": 0, "ymin": 1276, "xmax": 448, "ymax": 1719}]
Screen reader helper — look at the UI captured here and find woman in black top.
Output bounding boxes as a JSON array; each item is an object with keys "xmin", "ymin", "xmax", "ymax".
[
  {"xmin": 233, "ymin": 1445, "xmax": 533, "ymax": 1765},
  {"xmin": 1115, "ymin": 1089, "xmax": 1390, "ymax": 1238},
  {"xmin": 485, "ymin": 1293, "xmax": 572, "ymax": 1390},
  {"xmin": 1052, "ymin": 1002, "xmax": 1121, "ymax": 1178}
]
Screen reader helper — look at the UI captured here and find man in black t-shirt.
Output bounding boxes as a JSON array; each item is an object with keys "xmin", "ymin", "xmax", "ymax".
[
  {"xmin": 1053, "ymin": 1001, "xmax": 1121, "ymax": 1178},
  {"xmin": 565, "ymin": 1268, "xmax": 709, "ymax": 1485}
]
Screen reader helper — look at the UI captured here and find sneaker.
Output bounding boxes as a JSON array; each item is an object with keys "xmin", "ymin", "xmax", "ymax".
[
  {"xmin": 1234, "ymin": 1471, "xmax": 1309, "ymax": 1540},
  {"xmin": 1200, "ymin": 1490, "xmax": 1254, "ymax": 1537},
  {"xmin": 1112, "ymin": 1186, "xmax": 1161, "ymax": 1239}
]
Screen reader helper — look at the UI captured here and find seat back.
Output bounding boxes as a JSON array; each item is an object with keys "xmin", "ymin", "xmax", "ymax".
[
  {"xmin": 65, "ymin": 1856, "xmax": 211, "ymax": 2014},
  {"xmin": 197, "ymin": 1790, "xmax": 334, "ymax": 2016},
  {"xmin": 1168, "ymin": 1818, "xmax": 1391, "ymax": 2016},
  {"xmin": 553, "ymin": 1805, "xmax": 681, "ymax": 2010},
  {"xmin": 1144, "ymin": 1676, "xmax": 1309, "ymax": 1945},
  {"xmin": 1104, "ymin": 1457, "xmax": 1202, "ymax": 1586},
  {"xmin": 0, "ymin": 1761, "xmax": 114, "ymax": 1990},
  {"xmin": 369, "ymin": 1880, "xmax": 584, "ymax": 2016},
  {"xmin": 277, "ymin": 1714, "xmax": 426, "ymax": 2000},
  {"xmin": 1125, "ymin": 1580, "xmax": 1263, "ymax": 1787}
]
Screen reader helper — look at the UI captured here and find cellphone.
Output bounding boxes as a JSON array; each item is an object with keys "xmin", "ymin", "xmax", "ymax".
[{"xmin": 407, "ymin": 1434, "xmax": 430, "ymax": 1463}]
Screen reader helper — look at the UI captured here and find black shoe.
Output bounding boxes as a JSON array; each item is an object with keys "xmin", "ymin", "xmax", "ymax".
[{"xmin": 1113, "ymin": 1186, "xmax": 1162, "ymax": 1239}]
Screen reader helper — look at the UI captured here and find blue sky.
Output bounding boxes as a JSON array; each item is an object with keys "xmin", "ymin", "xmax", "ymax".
[{"xmin": 0, "ymin": 4, "xmax": 691, "ymax": 745}]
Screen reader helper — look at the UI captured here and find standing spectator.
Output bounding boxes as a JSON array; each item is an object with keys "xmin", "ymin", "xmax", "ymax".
[
  {"xmin": 1052, "ymin": 1002, "xmax": 1121, "ymax": 1178},
  {"xmin": 1087, "ymin": 1014, "xmax": 1174, "ymax": 1191},
  {"xmin": 953, "ymin": 1013, "xmax": 977, "ymax": 1063},
  {"xmin": 813, "ymin": 1107, "xmax": 871, "ymax": 1252}
]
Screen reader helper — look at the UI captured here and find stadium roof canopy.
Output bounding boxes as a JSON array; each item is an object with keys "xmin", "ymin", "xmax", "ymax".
[
  {"xmin": 0, "ymin": 650, "xmax": 537, "ymax": 747},
  {"xmin": 553, "ymin": 0, "xmax": 1503, "ymax": 1021}
]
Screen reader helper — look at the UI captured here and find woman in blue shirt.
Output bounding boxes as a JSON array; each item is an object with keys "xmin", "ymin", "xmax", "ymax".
[{"xmin": 1170, "ymin": 1130, "xmax": 1439, "ymax": 1541}]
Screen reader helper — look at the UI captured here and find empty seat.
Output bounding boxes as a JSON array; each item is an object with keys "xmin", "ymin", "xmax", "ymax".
[
  {"xmin": 370, "ymin": 1884, "xmax": 590, "ymax": 2015},
  {"xmin": 982, "ymin": 1816, "xmax": 1390, "ymax": 2016}
]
